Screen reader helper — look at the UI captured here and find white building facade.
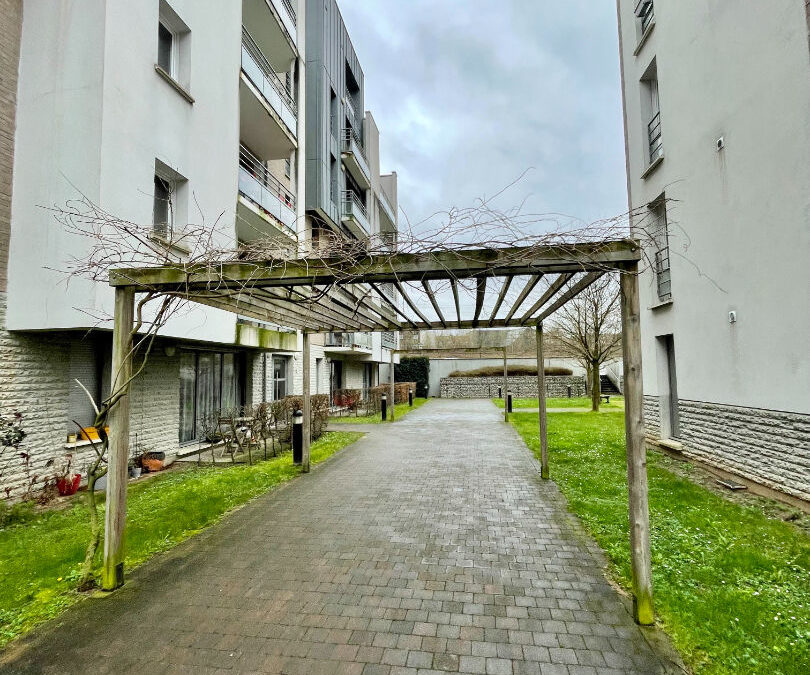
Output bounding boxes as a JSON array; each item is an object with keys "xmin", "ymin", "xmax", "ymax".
[
  {"xmin": 617, "ymin": 1, "xmax": 810, "ymax": 501},
  {"xmin": 0, "ymin": 0, "xmax": 340, "ymax": 498}
]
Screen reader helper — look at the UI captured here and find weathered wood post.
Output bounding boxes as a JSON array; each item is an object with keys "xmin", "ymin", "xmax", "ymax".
[
  {"xmin": 301, "ymin": 331, "xmax": 311, "ymax": 473},
  {"xmin": 503, "ymin": 347, "xmax": 509, "ymax": 422},
  {"xmin": 102, "ymin": 286, "xmax": 135, "ymax": 591},
  {"xmin": 536, "ymin": 323, "xmax": 549, "ymax": 480},
  {"xmin": 389, "ymin": 349, "xmax": 395, "ymax": 421},
  {"xmin": 620, "ymin": 264, "xmax": 654, "ymax": 625}
]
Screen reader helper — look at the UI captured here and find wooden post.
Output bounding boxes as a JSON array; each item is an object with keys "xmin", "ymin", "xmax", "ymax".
[
  {"xmin": 302, "ymin": 331, "xmax": 311, "ymax": 473},
  {"xmin": 536, "ymin": 324, "xmax": 549, "ymax": 480},
  {"xmin": 389, "ymin": 349, "xmax": 395, "ymax": 421},
  {"xmin": 102, "ymin": 286, "xmax": 135, "ymax": 591},
  {"xmin": 503, "ymin": 347, "xmax": 509, "ymax": 422},
  {"xmin": 620, "ymin": 265, "xmax": 654, "ymax": 625}
]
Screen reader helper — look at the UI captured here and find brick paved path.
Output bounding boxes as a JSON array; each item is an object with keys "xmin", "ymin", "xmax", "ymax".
[{"xmin": 1, "ymin": 399, "xmax": 679, "ymax": 674}]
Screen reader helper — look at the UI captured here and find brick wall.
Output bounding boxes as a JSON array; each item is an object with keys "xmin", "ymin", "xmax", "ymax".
[
  {"xmin": 644, "ymin": 395, "xmax": 810, "ymax": 502},
  {"xmin": 440, "ymin": 376, "xmax": 586, "ymax": 399},
  {"xmin": 0, "ymin": 0, "xmax": 23, "ymax": 293}
]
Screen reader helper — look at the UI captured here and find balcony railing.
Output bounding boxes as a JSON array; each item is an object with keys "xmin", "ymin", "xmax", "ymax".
[
  {"xmin": 280, "ymin": 0, "xmax": 296, "ymax": 24},
  {"xmin": 636, "ymin": 0, "xmax": 655, "ymax": 33},
  {"xmin": 326, "ymin": 332, "xmax": 373, "ymax": 350},
  {"xmin": 378, "ymin": 189, "xmax": 397, "ymax": 226},
  {"xmin": 648, "ymin": 111, "xmax": 662, "ymax": 163},
  {"xmin": 341, "ymin": 128, "xmax": 371, "ymax": 186},
  {"xmin": 241, "ymin": 27, "xmax": 297, "ymax": 134},
  {"xmin": 341, "ymin": 190, "xmax": 370, "ymax": 235},
  {"xmin": 381, "ymin": 332, "xmax": 397, "ymax": 350},
  {"xmin": 238, "ymin": 144, "xmax": 296, "ymax": 236}
]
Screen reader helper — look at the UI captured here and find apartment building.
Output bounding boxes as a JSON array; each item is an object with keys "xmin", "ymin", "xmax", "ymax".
[
  {"xmin": 617, "ymin": 1, "xmax": 810, "ymax": 501},
  {"xmin": 0, "ymin": 0, "xmax": 328, "ymax": 498},
  {"xmin": 304, "ymin": 0, "xmax": 400, "ymax": 395}
]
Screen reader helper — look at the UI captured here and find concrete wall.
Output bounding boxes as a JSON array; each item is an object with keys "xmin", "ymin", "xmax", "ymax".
[
  {"xmin": 618, "ymin": 0, "xmax": 810, "ymax": 499},
  {"xmin": 440, "ymin": 376, "xmax": 586, "ymax": 400}
]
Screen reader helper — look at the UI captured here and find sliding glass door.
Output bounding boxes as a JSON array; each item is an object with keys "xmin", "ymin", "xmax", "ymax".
[{"xmin": 179, "ymin": 351, "xmax": 244, "ymax": 444}]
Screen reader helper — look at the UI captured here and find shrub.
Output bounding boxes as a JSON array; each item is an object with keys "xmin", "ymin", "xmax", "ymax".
[
  {"xmin": 447, "ymin": 365, "xmax": 573, "ymax": 378},
  {"xmin": 266, "ymin": 394, "xmax": 330, "ymax": 441},
  {"xmin": 395, "ymin": 358, "xmax": 430, "ymax": 398}
]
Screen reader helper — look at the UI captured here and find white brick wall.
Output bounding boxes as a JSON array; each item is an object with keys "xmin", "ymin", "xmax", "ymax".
[{"xmin": 644, "ymin": 395, "xmax": 810, "ymax": 502}]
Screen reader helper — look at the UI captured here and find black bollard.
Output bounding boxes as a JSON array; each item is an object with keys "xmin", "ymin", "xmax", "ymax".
[
  {"xmin": 408, "ymin": 388, "xmax": 413, "ymax": 407},
  {"xmin": 567, "ymin": 385, "xmax": 572, "ymax": 398},
  {"xmin": 381, "ymin": 394, "xmax": 388, "ymax": 421},
  {"xmin": 292, "ymin": 409, "xmax": 303, "ymax": 465},
  {"xmin": 507, "ymin": 391, "xmax": 513, "ymax": 413},
  {"xmin": 498, "ymin": 386, "xmax": 502, "ymax": 399}
]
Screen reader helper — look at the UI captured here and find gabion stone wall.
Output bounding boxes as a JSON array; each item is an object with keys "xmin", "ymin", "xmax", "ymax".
[{"xmin": 440, "ymin": 376, "xmax": 586, "ymax": 399}]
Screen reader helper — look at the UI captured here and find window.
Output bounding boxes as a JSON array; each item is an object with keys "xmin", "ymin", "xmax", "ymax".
[
  {"xmin": 158, "ymin": 22, "xmax": 173, "ymax": 73},
  {"xmin": 272, "ymin": 356, "xmax": 289, "ymax": 400},
  {"xmin": 640, "ymin": 60, "xmax": 662, "ymax": 167},
  {"xmin": 330, "ymin": 155, "xmax": 338, "ymax": 204},
  {"xmin": 635, "ymin": 1, "xmax": 655, "ymax": 36},
  {"xmin": 330, "ymin": 88, "xmax": 338, "ymax": 140},
  {"xmin": 316, "ymin": 358, "xmax": 323, "ymax": 394},
  {"xmin": 179, "ymin": 351, "xmax": 245, "ymax": 443},
  {"xmin": 649, "ymin": 197, "xmax": 671, "ymax": 302},
  {"xmin": 153, "ymin": 175, "xmax": 171, "ymax": 238},
  {"xmin": 285, "ymin": 157, "xmax": 291, "ymax": 179},
  {"xmin": 157, "ymin": 1, "xmax": 191, "ymax": 89}
]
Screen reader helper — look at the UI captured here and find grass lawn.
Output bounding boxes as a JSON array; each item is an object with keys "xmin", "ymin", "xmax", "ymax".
[
  {"xmin": 510, "ymin": 410, "xmax": 810, "ymax": 675},
  {"xmin": 493, "ymin": 396, "xmax": 624, "ymax": 410},
  {"xmin": 0, "ymin": 430, "xmax": 363, "ymax": 650},
  {"xmin": 329, "ymin": 397, "xmax": 429, "ymax": 424}
]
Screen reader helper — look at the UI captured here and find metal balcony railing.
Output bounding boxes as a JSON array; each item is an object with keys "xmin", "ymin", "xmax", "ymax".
[
  {"xmin": 342, "ymin": 189, "xmax": 368, "ymax": 220},
  {"xmin": 341, "ymin": 128, "xmax": 368, "ymax": 165},
  {"xmin": 241, "ymin": 27, "xmax": 297, "ymax": 115},
  {"xmin": 636, "ymin": 1, "xmax": 655, "ymax": 33},
  {"xmin": 381, "ymin": 332, "xmax": 397, "ymax": 350},
  {"xmin": 654, "ymin": 245, "xmax": 672, "ymax": 301},
  {"xmin": 648, "ymin": 111, "xmax": 663, "ymax": 162},
  {"xmin": 238, "ymin": 144, "xmax": 296, "ymax": 236},
  {"xmin": 280, "ymin": 0, "xmax": 296, "ymax": 25},
  {"xmin": 326, "ymin": 332, "xmax": 373, "ymax": 349}
]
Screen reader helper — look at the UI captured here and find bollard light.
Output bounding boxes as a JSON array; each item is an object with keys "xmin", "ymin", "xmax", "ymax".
[
  {"xmin": 408, "ymin": 388, "xmax": 413, "ymax": 407},
  {"xmin": 381, "ymin": 394, "xmax": 388, "ymax": 421},
  {"xmin": 292, "ymin": 409, "xmax": 303, "ymax": 465},
  {"xmin": 498, "ymin": 386, "xmax": 502, "ymax": 399},
  {"xmin": 507, "ymin": 391, "xmax": 513, "ymax": 413}
]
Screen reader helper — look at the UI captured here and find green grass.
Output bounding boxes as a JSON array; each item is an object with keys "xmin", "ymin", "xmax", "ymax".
[
  {"xmin": 0, "ymin": 430, "xmax": 363, "ymax": 649},
  {"xmin": 329, "ymin": 397, "xmax": 429, "ymax": 424},
  {"xmin": 510, "ymin": 411, "xmax": 810, "ymax": 675},
  {"xmin": 493, "ymin": 396, "xmax": 624, "ymax": 410}
]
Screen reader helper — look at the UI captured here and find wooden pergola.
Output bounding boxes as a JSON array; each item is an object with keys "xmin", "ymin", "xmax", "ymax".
[{"xmin": 103, "ymin": 239, "xmax": 654, "ymax": 624}]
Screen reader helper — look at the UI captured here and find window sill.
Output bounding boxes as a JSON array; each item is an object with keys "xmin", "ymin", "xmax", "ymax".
[
  {"xmin": 633, "ymin": 20, "xmax": 655, "ymax": 56},
  {"xmin": 148, "ymin": 233, "xmax": 191, "ymax": 256},
  {"xmin": 154, "ymin": 64, "xmax": 195, "ymax": 104},
  {"xmin": 641, "ymin": 154, "xmax": 664, "ymax": 180},
  {"xmin": 657, "ymin": 438, "xmax": 684, "ymax": 452},
  {"xmin": 648, "ymin": 298, "xmax": 673, "ymax": 311}
]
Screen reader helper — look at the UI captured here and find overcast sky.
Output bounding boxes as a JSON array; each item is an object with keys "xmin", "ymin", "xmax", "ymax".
[{"xmin": 339, "ymin": 0, "xmax": 628, "ymax": 232}]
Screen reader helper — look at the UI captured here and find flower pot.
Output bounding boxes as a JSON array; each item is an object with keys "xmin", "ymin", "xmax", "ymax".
[
  {"xmin": 142, "ymin": 458, "xmax": 164, "ymax": 473},
  {"xmin": 129, "ymin": 466, "xmax": 142, "ymax": 479},
  {"xmin": 57, "ymin": 473, "xmax": 81, "ymax": 496}
]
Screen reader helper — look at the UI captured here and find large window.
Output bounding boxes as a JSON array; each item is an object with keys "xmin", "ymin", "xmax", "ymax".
[{"xmin": 179, "ymin": 351, "xmax": 244, "ymax": 443}]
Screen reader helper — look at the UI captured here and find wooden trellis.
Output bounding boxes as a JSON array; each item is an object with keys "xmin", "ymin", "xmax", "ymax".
[{"xmin": 102, "ymin": 239, "xmax": 654, "ymax": 624}]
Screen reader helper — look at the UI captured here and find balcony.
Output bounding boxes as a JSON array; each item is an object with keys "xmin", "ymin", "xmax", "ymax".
[
  {"xmin": 325, "ymin": 332, "xmax": 373, "ymax": 355},
  {"xmin": 243, "ymin": 0, "xmax": 297, "ymax": 52},
  {"xmin": 341, "ymin": 128, "xmax": 371, "ymax": 189},
  {"xmin": 341, "ymin": 190, "xmax": 370, "ymax": 239},
  {"xmin": 272, "ymin": 0, "xmax": 297, "ymax": 44},
  {"xmin": 237, "ymin": 144, "xmax": 296, "ymax": 242},
  {"xmin": 381, "ymin": 332, "xmax": 398, "ymax": 350},
  {"xmin": 241, "ymin": 27, "xmax": 296, "ymax": 148}
]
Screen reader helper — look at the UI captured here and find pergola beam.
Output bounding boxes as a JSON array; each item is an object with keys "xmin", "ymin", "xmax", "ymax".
[
  {"xmin": 504, "ymin": 274, "xmax": 542, "ymax": 323},
  {"xmin": 488, "ymin": 277, "xmax": 512, "ymax": 327},
  {"xmin": 110, "ymin": 241, "xmax": 642, "ymax": 290},
  {"xmin": 451, "ymin": 279, "xmax": 461, "ymax": 328},
  {"xmin": 535, "ymin": 272, "xmax": 605, "ymax": 322},
  {"xmin": 421, "ymin": 280, "xmax": 447, "ymax": 329},
  {"xmin": 395, "ymin": 280, "xmax": 433, "ymax": 326},
  {"xmin": 368, "ymin": 282, "xmax": 419, "ymax": 330},
  {"xmin": 472, "ymin": 277, "xmax": 486, "ymax": 328},
  {"xmin": 519, "ymin": 273, "xmax": 574, "ymax": 325}
]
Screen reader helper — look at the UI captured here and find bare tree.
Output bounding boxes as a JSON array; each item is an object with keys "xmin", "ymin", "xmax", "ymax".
[{"xmin": 552, "ymin": 275, "xmax": 622, "ymax": 411}]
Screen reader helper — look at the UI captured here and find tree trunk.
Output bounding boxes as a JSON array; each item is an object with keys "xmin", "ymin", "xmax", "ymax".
[
  {"xmin": 78, "ymin": 468, "xmax": 104, "ymax": 591},
  {"xmin": 591, "ymin": 360, "xmax": 601, "ymax": 412}
]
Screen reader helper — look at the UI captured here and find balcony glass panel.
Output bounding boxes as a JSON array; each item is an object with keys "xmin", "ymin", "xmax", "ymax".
[
  {"xmin": 341, "ymin": 190, "xmax": 370, "ymax": 235},
  {"xmin": 326, "ymin": 332, "xmax": 373, "ymax": 349},
  {"xmin": 239, "ymin": 145, "xmax": 296, "ymax": 237}
]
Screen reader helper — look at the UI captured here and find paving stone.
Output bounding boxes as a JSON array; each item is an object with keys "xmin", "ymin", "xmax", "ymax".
[{"xmin": 0, "ymin": 401, "xmax": 678, "ymax": 675}]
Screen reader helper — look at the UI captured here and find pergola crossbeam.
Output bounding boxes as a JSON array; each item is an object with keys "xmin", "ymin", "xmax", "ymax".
[
  {"xmin": 421, "ymin": 280, "xmax": 447, "ymax": 329},
  {"xmin": 488, "ymin": 277, "xmax": 512, "ymax": 327},
  {"xmin": 450, "ymin": 279, "xmax": 462, "ymax": 328},
  {"xmin": 504, "ymin": 274, "xmax": 542, "ymax": 323},
  {"xmin": 472, "ymin": 277, "xmax": 486, "ymax": 328},
  {"xmin": 535, "ymin": 272, "xmax": 605, "ymax": 322},
  {"xmin": 395, "ymin": 280, "xmax": 432, "ymax": 326},
  {"xmin": 368, "ymin": 282, "xmax": 419, "ymax": 330}
]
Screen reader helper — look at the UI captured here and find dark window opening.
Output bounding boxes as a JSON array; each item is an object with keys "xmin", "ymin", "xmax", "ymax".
[{"xmin": 158, "ymin": 22, "xmax": 173, "ymax": 72}]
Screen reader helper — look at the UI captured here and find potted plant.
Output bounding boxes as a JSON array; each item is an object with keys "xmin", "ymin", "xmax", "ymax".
[
  {"xmin": 141, "ymin": 449, "xmax": 165, "ymax": 473},
  {"xmin": 128, "ymin": 456, "xmax": 142, "ymax": 479},
  {"xmin": 54, "ymin": 454, "xmax": 81, "ymax": 496}
]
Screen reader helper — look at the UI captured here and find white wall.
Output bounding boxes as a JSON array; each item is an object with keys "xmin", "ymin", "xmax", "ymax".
[
  {"xmin": 618, "ymin": 0, "xmax": 810, "ymax": 414},
  {"xmin": 8, "ymin": 0, "xmax": 242, "ymax": 344}
]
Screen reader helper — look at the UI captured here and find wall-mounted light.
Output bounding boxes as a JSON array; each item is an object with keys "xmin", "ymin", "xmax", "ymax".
[
  {"xmin": 716, "ymin": 136, "xmax": 725, "ymax": 151},
  {"xmin": 728, "ymin": 311, "xmax": 737, "ymax": 324}
]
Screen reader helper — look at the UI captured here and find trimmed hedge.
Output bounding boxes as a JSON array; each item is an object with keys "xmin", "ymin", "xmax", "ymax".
[
  {"xmin": 395, "ymin": 357, "xmax": 430, "ymax": 398},
  {"xmin": 448, "ymin": 365, "xmax": 572, "ymax": 378}
]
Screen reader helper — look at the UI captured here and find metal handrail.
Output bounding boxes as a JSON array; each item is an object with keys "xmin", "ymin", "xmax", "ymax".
[
  {"xmin": 281, "ymin": 0, "xmax": 296, "ymax": 25},
  {"xmin": 341, "ymin": 128, "xmax": 368, "ymax": 164},
  {"xmin": 241, "ymin": 27, "xmax": 297, "ymax": 115},
  {"xmin": 637, "ymin": 1, "xmax": 654, "ymax": 32},
  {"xmin": 239, "ymin": 144, "xmax": 296, "ymax": 209},
  {"xmin": 648, "ymin": 111, "xmax": 662, "ymax": 161},
  {"xmin": 326, "ymin": 332, "xmax": 373, "ymax": 349},
  {"xmin": 341, "ymin": 190, "xmax": 368, "ymax": 219}
]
